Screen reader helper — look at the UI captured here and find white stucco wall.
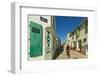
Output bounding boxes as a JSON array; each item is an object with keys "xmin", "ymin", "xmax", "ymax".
[{"xmin": 28, "ymin": 15, "xmax": 52, "ymax": 60}]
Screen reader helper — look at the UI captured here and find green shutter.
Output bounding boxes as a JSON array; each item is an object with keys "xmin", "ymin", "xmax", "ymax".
[
  {"xmin": 29, "ymin": 21, "xmax": 43, "ymax": 57},
  {"xmin": 85, "ymin": 23, "xmax": 88, "ymax": 33},
  {"xmin": 76, "ymin": 29, "xmax": 80, "ymax": 37},
  {"xmin": 73, "ymin": 41, "xmax": 77, "ymax": 47}
]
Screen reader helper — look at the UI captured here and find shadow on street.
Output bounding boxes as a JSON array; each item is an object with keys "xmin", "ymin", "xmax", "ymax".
[{"xmin": 52, "ymin": 46, "xmax": 64, "ymax": 59}]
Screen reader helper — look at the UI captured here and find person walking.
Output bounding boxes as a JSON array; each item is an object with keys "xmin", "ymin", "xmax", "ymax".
[{"xmin": 66, "ymin": 44, "xmax": 70, "ymax": 58}]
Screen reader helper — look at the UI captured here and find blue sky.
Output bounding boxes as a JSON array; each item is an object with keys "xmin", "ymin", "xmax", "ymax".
[{"xmin": 55, "ymin": 16, "xmax": 86, "ymax": 42}]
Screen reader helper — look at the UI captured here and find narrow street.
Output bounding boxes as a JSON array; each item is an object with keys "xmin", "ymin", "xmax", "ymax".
[{"xmin": 56, "ymin": 49, "xmax": 87, "ymax": 59}]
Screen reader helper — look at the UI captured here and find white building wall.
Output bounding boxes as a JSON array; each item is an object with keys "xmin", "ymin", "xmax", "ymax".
[
  {"xmin": 66, "ymin": 19, "xmax": 88, "ymax": 54},
  {"xmin": 28, "ymin": 15, "xmax": 52, "ymax": 60},
  {"xmin": 77, "ymin": 22, "xmax": 87, "ymax": 47},
  {"xmin": 76, "ymin": 21, "xmax": 88, "ymax": 54}
]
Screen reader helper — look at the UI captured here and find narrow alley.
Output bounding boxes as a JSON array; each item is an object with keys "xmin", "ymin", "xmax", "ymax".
[{"xmin": 55, "ymin": 49, "xmax": 87, "ymax": 60}]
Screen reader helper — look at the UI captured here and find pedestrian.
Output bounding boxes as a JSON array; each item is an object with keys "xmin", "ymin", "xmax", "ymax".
[{"xmin": 66, "ymin": 44, "xmax": 70, "ymax": 58}]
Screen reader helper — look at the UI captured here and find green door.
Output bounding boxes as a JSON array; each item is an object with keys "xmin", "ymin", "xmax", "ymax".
[{"xmin": 29, "ymin": 21, "xmax": 43, "ymax": 57}]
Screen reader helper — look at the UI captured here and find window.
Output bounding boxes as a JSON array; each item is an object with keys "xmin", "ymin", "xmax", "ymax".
[
  {"xmin": 32, "ymin": 27, "xmax": 40, "ymax": 34},
  {"xmin": 85, "ymin": 19, "xmax": 88, "ymax": 33},
  {"xmin": 83, "ymin": 38, "xmax": 86, "ymax": 43},
  {"xmin": 76, "ymin": 29, "xmax": 80, "ymax": 37}
]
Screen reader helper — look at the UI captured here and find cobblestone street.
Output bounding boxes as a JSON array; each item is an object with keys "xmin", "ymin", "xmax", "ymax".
[{"xmin": 56, "ymin": 49, "xmax": 87, "ymax": 59}]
